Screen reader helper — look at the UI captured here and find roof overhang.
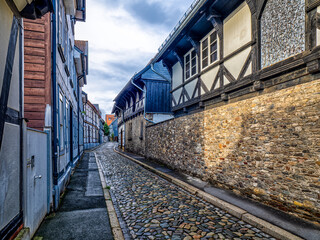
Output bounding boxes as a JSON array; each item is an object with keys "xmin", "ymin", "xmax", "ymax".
[{"xmin": 7, "ymin": 0, "xmax": 53, "ymax": 19}]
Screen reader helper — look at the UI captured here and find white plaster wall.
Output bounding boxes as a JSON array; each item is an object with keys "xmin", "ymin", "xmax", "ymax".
[
  {"xmin": 153, "ymin": 114, "xmax": 174, "ymax": 123},
  {"xmin": 172, "ymin": 87, "xmax": 183, "ymax": 105},
  {"xmin": 224, "ymin": 46, "xmax": 252, "ymax": 80},
  {"xmin": 172, "ymin": 62, "xmax": 183, "ymax": 89},
  {"xmin": 201, "ymin": 66, "xmax": 219, "ymax": 94},
  {"xmin": 185, "ymin": 79, "xmax": 197, "ymax": 98},
  {"xmin": 223, "ymin": 2, "xmax": 251, "ymax": 56}
]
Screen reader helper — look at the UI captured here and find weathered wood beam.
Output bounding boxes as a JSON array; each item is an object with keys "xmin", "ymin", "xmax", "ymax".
[{"xmin": 172, "ymin": 49, "xmax": 184, "ymax": 67}]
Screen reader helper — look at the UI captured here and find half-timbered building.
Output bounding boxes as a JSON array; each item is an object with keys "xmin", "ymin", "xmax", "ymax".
[
  {"xmin": 145, "ymin": 0, "xmax": 320, "ymax": 225},
  {"xmin": 112, "ymin": 61, "xmax": 173, "ymax": 155}
]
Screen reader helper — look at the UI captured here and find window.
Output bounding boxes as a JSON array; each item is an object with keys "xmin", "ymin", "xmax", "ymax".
[
  {"xmin": 59, "ymin": 93, "xmax": 64, "ymax": 151},
  {"xmin": 201, "ymin": 30, "xmax": 218, "ymax": 69},
  {"xmin": 184, "ymin": 49, "xmax": 197, "ymax": 80}
]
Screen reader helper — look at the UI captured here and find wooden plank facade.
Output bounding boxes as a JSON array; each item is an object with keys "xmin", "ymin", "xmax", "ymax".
[{"xmin": 24, "ymin": 14, "xmax": 51, "ymax": 130}]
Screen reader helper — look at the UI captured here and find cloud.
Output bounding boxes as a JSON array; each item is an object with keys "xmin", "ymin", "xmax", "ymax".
[{"xmin": 76, "ymin": 0, "xmax": 195, "ymax": 115}]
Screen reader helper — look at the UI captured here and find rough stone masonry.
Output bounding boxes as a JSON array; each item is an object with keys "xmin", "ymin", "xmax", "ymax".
[{"xmin": 146, "ymin": 79, "xmax": 320, "ymax": 224}]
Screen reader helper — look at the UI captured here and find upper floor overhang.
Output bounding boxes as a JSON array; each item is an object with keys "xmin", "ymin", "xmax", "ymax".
[
  {"xmin": 64, "ymin": 0, "xmax": 86, "ymax": 21},
  {"xmin": 6, "ymin": 0, "xmax": 53, "ymax": 19},
  {"xmin": 74, "ymin": 40, "xmax": 88, "ymax": 87},
  {"xmin": 152, "ymin": 0, "xmax": 244, "ymax": 65}
]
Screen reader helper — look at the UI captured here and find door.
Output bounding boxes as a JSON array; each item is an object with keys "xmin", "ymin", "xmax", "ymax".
[{"xmin": 25, "ymin": 129, "xmax": 48, "ymax": 236}]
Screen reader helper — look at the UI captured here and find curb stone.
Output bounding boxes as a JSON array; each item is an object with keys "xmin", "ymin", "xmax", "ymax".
[
  {"xmin": 114, "ymin": 148, "xmax": 303, "ymax": 240},
  {"xmin": 94, "ymin": 153, "xmax": 125, "ymax": 240}
]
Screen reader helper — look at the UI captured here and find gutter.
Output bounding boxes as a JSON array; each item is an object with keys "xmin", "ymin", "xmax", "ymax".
[{"xmin": 150, "ymin": 63, "xmax": 170, "ymax": 82}]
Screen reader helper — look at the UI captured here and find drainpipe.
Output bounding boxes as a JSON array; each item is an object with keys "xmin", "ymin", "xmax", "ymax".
[
  {"xmin": 150, "ymin": 63, "xmax": 171, "ymax": 82},
  {"xmin": 51, "ymin": 0, "xmax": 59, "ymax": 208},
  {"xmin": 19, "ymin": 17, "xmax": 24, "ymax": 215},
  {"xmin": 130, "ymin": 76, "xmax": 154, "ymax": 124}
]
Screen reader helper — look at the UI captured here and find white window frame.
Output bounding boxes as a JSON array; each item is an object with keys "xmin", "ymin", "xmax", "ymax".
[
  {"xmin": 200, "ymin": 29, "xmax": 219, "ymax": 70},
  {"xmin": 184, "ymin": 48, "xmax": 198, "ymax": 81}
]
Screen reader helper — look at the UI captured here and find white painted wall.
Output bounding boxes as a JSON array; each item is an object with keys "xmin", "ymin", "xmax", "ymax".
[
  {"xmin": 153, "ymin": 114, "xmax": 174, "ymax": 123},
  {"xmin": 201, "ymin": 66, "xmax": 219, "ymax": 94},
  {"xmin": 223, "ymin": 2, "xmax": 252, "ymax": 57},
  {"xmin": 172, "ymin": 62, "xmax": 183, "ymax": 89}
]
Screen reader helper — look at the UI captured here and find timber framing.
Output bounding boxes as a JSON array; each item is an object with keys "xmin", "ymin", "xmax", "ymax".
[{"xmin": 161, "ymin": 0, "xmax": 320, "ymax": 115}]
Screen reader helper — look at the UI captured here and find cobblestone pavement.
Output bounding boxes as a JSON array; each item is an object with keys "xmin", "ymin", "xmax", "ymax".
[{"xmin": 96, "ymin": 143, "xmax": 276, "ymax": 240}]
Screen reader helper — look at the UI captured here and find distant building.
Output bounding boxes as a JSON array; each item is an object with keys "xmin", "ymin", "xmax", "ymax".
[
  {"xmin": 112, "ymin": 61, "xmax": 173, "ymax": 155},
  {"xmin": 109, "ymin": 118, "xmax": 118, "ymax": 141},
  {"xmin": 83, "ymin": 93, "xmax": 104, "ymax": 149},
  {"xmin": 105, "ymin": 114, "xmax": 115, "ymax": 126}
]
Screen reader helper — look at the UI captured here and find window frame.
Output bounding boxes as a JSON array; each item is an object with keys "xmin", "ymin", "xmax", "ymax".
[
  {"xmin": 200, "ymin": 29, "xmax": 219, "ymax": 70},
  {"xmin": 184, "ymin": 48, "xmax": 198, "ymax": 81}
]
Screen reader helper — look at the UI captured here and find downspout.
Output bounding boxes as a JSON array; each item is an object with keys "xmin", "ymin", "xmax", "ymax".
[
  {"xmin": 150, "ymin": 63, "xmax": 171, "ymax": 82},
  {"xmin": 19, "ymin": 17, "xmax": 24, "ymax": 216},
  {"xmin": 51, "ymin": 0, "xmax": 59, "ymax": 207},
  {"xmin": 130, "ymin": 76, "xmax": 154, "ymax": 124}
]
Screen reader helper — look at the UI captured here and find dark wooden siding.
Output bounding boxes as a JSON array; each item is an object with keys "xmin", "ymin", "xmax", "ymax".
[
  {"xmin": 145, "ymin": 81, "xmax": 171, "ymax": 113},
  {"xmin": 24, "ymin": 14, "xmax": 51, "ymax": 130}
]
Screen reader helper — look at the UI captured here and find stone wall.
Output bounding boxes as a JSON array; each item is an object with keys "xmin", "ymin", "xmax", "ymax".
[
  {"xmin": 125, "ymin": 114, "xmax": 146, "ymax": 156},
  {"xmin": 146, "ymin": 79, "xmax": 320, "ymax": 223}
]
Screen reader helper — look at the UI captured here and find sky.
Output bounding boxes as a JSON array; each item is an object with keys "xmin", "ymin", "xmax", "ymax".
[{"xmin": 75, "ymin": 0, "xmax": 195, "ymax": 117}]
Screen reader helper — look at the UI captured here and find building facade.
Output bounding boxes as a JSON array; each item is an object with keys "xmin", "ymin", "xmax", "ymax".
[
  {"xmin": 0, "ymin": 1, "xmax": 52, "ymax": 239},
  {"xmin": 83, "ymin": 95, "xmax": 104, "ymax": 149},
  {"xmin": 109, "ymin": 118, "xmax": 118, "ymax": 141},
  {"xmin": 144, "ymin": 0, "xmax": 320, "ymax": 223},
  {"xmin": 113, "ymin": 61, "xmax": 173, "ymax": 155},
  {"xmin": 105, "ymin": 114, "xmax": 115, "ymax": 126}
]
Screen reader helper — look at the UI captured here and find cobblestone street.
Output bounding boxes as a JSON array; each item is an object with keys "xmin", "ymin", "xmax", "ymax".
[{"xmin": 95, "ymin": 143, "xmax": 276, "ymax": 240}]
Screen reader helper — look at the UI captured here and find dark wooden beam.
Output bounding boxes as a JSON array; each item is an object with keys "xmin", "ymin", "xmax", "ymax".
[
  {"xmin": 172, "ymin": 49, "xmax": 183, "ymax": 67},
  {"xmin": 245, "ymin": 0, "xmax": 256, "ymax": 14},
  {"xmin": 187, "ymin": 34, "xmax": 200, "ymax": 57}
]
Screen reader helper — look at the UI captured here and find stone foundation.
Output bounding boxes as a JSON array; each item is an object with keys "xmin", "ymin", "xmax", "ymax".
[
  {"xmin": 125, "ymin": 114, "xmax": 146, "ymax": 156},
  {"xmin": 146, "ymin": 79, "xmax": 320, "ymax": 224}
]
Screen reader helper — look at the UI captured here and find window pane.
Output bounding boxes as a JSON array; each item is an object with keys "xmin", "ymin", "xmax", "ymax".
[
  {"xmin": 210, "ymin": 32, "xmax": 217, "ymax": 43},
  {"xmin": 185, "ymin": 55, "xmax": 190, "ymax": 63},
  {"xmin": 202, "ymin": 39, "xmax": 208, "ymax": 49},
  {"xmin": 210, "ymin": 42, "xmax": 217, "ymax": 53},
  {"xmin": 191, "ymin": 58, "xmax": 196, "ymax": 67},
  {"xmin": 191, "ymin": 50, "xmax": 196, "ymax": 58},
  {"xmin": 202, "ymin": 58, "xmax": 208, "ymax": 68},
  {"xmin": 211, "ymin": 51, "xmax": 218, "ymax": 63},
  {"xmin": 192, "ymin": 66, "xmax": 197, "ymax": 75},
  {"xmin": 202, "ymin": 49, "xmax": 208, "ymax": 59},
  {"xmin": 186, "ymin": 70, "xmax": 190, "ymax": 79}
]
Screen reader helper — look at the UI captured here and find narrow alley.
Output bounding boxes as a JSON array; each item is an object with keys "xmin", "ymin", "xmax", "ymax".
[
  {"xmin": 33, "ymin": 151, "xmax": 113, "ymax": 240},
  {"xmin": 95, "ymin": 143, "xmax": 276, "ymax": 240}
]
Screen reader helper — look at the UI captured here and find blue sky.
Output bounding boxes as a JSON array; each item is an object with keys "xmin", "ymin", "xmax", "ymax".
[{"xmin": 75, "ymin": 0, "xmax": 195, "ymax": 116}]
